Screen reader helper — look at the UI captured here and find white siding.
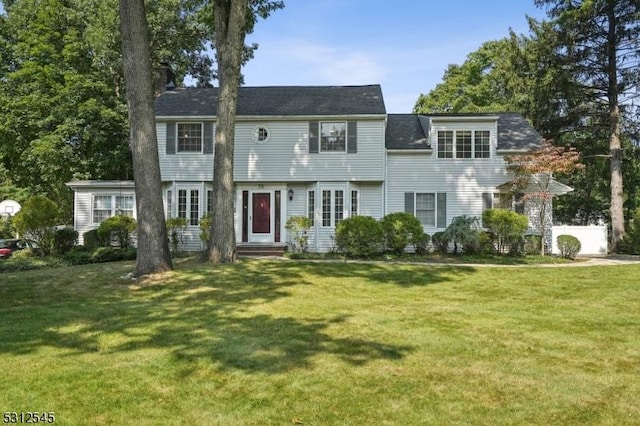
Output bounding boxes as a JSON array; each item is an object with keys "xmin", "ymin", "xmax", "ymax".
[
  {"xmin": 386, "ymin": 121, "xmax": 511, "ymax": 234},
  {"xmin": 234, "ymin": 120, "xmax": 385, "ymax": 182},
  {"xmin": 72, "ymin": 188, "xmax": 136, "ymax": 245},
  {"xmin": 157, "ymin": 123, "xmax": 214, "ymax": 182}
]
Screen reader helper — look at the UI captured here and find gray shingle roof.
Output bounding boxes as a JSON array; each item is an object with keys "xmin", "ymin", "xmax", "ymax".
[
  {"xmin": 155, "ymin": 85, "xmax": 386, "ymax": 117},
  {"xmin": 386, "ymin": 112, "xmax": 542, "ymax": 151},
  {"xmin": 385, "ymin": 114, "xmax": 431, "ymax": 150},
  {"xmin": 496, "ymin": 113, "xmax": 543, "ymax": 151}
]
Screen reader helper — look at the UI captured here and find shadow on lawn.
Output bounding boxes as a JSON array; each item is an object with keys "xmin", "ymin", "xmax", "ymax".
[{"xmin": 0, "ymin": 260, "xmax": 431, "ymax": 373}]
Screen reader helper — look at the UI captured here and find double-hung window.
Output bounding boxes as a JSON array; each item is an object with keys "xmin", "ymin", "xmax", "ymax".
[
  {"xmin": 406, "ymin": 192, "xmax": 447, "ymax": 228},
  {"xmin": 177, "ymin": 123, "xmax": 203, "ymax": 152},
  {"xmin": 320, "ymin": 122, "xmax": 346, "ymax": 152},
  {"xmin": 92, "ymin": 194, "xmax": 134, "ymax": 224}
]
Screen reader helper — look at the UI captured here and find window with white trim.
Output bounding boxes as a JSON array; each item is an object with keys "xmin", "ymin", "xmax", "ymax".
[
  {"xmin": 321, "ymin": 189, "xmax": 351, "ymax": 227},
  {"xmin": 92, "ymin": 194, "xmax": 134, "ymax": 224},
  {"xmin": 177, "ymin": 123, "xmax": 203, "ymax": 152},
  {"xmin": 406, "ymin": 192, "xmax": 446, "ymax": 228},
  {"xmin": 320, "ymin": 122, "xmax": 346, "ymax": 152},
  {"xmin": 178, "ymin": 189, "xmax": 200, "ymax": 225},
  {"xmin": 308, "ymin": 190, "xmax": 315, "ymax": 226},
  {"xmin": 351, "ymin": 190, "xmax": 358, "ymax": 217},
  {"xmin": 438, "ymin": 130, "xmax": 491, "ymax": 159}
]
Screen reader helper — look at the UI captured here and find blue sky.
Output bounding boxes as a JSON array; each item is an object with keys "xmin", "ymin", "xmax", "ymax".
[
  {"xmin": 0, "ymin": 1, "xmax": 548, "ymax": 113},
  {"xmin": 243, "ymin": 0, "xmax": 548, "ymax": 112}
]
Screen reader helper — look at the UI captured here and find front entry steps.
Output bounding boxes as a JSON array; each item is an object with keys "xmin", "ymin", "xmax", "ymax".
[{"xmin": 237, "ymin": 243, "xmax": 287, "ymax": 257}]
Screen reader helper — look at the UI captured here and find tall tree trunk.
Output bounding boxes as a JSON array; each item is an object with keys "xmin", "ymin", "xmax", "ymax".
[
  {"xmin": 205, "ymin": 0, "xmax": 248, "ymax": 263},
  {"xmin": 607, "ymin": 1, "xmax": 625, "ymax": 251},
  {"xmin": 120, "ymin": 0, "xmax": 173, "ymax": 275}
]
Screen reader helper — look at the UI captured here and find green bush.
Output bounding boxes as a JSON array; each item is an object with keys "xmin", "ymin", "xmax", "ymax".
[
  {"xmin": 285, "ymin": 215, "xmax": 313, "ymax": 253},
  {"xmin": 63, "ymin": 246, "xmax": 137, "ymax": 265},
  {"xmin": 199, "ymin": 214, "xmax": 211, "ymax": 243},
  {"xmin": 557, "ymin": 234, "xmax": 581, "ymax": 259},
  {"xmin": 431, "ymin": 231, "xmax": 450, "ymax": 254},
  {"xmin": 380, "ymin": 212, "xmax": 424, "ymax": 254},
  {"xmin": 442, "ymin": 215, "xmax": 480, "ymax": 254},
  {"xmin": 620, "ymin": 208, "xmax": 640, "ymax": 254},
  {"xmin": 83, "ymin": 229, "xmax": 109, "ymax": 248},
  {"xmin": 524, "ymin": 235, "xmax": 542, "ymax": 255},
  {"xmin": 12, "ymin": 195, "xmax": 59, "ymax": 255},
  {"xmin": 414, "ymin": 233, "xmax": 431, "ymax": 255},
  {"xmin": 482, "ymin": 209, "xmax": 528, "ymax": 254},
  {"xmin": 0, "ymin": 216, "xmax": 15, "ymax": 239},
  {"xmin": 166, "ymin": 217, "xmax": 188, "ymax": 253},
  {"xmin": 335, "ymin": 216, "xmax": 383, "ymax": 258},
  {"xmin": 97, "ymin": 215, "xmax": 136, "ymax": 248},
  {"xmin": 54, "ymin": 228, "xmax": 78, "ymax": 255}
]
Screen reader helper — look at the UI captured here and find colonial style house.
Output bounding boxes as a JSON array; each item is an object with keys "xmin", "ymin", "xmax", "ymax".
[{"xmin": 67, "ymin": 84, "xmax": 570, "ymax": 253}]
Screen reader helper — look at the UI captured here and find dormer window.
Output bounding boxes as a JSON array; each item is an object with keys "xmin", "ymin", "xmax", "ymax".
[
  {"xmin": 320, "ymin": 122, "xmax": 346, "ymax": 152},
  {"xmin": 437, "ymin": 130, "xmax": 491, "ymax": 159},
  {"xmin": 177, "ymin": 123, "xmax": 203, "ymax": 152}
]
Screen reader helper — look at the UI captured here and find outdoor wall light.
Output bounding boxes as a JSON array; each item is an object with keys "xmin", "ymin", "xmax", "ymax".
[{"xmin": 288, "ymin": 188, "xmax": 294, "ymax": 201}]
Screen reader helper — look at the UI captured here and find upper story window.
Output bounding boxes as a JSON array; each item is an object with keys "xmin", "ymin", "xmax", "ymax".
[
  {"xmin": 321, "ymin": 122, "xmax": 346, "ymax": 152},
  {"xmin": 253, "ymin": 126, "xmax": 269, "ymax": 143},
  {"xmin": 438, "ymin": 130, "xmax": 491, "ymax": 159},
  {"xmin": 177, "ymin": 123, "xmax": 203, "ymax": 152}
]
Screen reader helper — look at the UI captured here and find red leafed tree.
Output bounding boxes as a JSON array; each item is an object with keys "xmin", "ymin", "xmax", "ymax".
[{"xmin": 506, "ymin": 141, "xmax": 583, "ymax": 255}]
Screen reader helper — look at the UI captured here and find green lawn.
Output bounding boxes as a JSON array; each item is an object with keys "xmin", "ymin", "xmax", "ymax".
[{"xmin": 1, "ymin": 259, "xmax": 639, "ymax": 425}]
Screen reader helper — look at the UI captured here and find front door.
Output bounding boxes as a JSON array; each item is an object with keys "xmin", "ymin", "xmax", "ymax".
[{"xmin": 250, "ymin": 192, "xmax": 272, "ymax": 242}]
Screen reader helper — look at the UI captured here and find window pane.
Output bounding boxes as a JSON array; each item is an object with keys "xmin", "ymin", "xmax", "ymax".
[
  {"xmin": 335, "ymin": 190, "xmax": 344, "ymax": 224},
  {"xmin": 322, "ymin": 190, "xmax": 331, "ymax": 226},
  {"xmin": 474, "ymin": 130, "xmax": 490, "ymax": 158},
  {"xmin": 320, "ymin": 122, "xmax": 346, "ymax": 152},
  {"xmin": 415, "ymin": 193, "xmax": 435, "ymax": 226},
  {"xmin": 178, "ymin": 190, "xmax": 187, "ymax": 219},
  {"xmin": 437, "ymin": 131, "xmax": 453, "ymax": 158},
  {"xmin": 207, "ymin": 190, "xmax": 213, "ymax": 215},
  {"xmin": 93, "ymin": 196, "xmax": 112, "ymax": 224},
  {"xmin": 351, "ymin": 190, "xmax": 358, "ymax": 217},
  {"xmin": 177, "ymin": 123, "xmax": 203, "ymax": 152},
  {"xmin": 190, "ymin": 190, "xmax": 199, "ymax": 226},
  {"xmin": 308, "ymin": 191, "xmax": 315, "ymax": 226},
  {"xmin": 493, "ymin": 193, "xmax": 512, "ymax": 209},
  {"xmin": 166, "ymin": 190, "xmax": 172, "ymax": 219},
  {"xmin": 116, "ymin": 195, "xmax": 134, "ymax": 217},
  {"xmin": 456, "ymin": 131, "xmax": 472, "ymax": 158}
]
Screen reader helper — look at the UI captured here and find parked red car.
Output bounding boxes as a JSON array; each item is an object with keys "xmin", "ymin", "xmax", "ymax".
[{"xmin": 0, "ymin": 239, "xmax": 40, "ymax": 259}]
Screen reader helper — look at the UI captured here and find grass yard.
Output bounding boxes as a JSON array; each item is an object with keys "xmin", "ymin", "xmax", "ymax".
[{"xmin": 1, "ymin": 259, "xmax": 639, "ymax": 425}]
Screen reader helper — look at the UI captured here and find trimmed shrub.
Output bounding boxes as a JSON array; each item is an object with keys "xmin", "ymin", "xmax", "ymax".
[
  {"xmin": 415, "ymin": 233, "xmax": 431, "ymax": 255},
  {"xmin": 524, "ymin": 234, "xmax": 542, "ymax": 255},
  {"xmin": 431, "ymin": 231, "xmax": 450, "ymax": 254},
  {"xmin": 83, "ymin": 229, "xmax": 108, "ymax": 249},
  {"xmin": 54, "ymin": 228, "xmax": 78, "ymax": 255},
  {"xmin": 557, "ymin": 234, "xmax": 581, "ymax": 259},
  {"xmin": 166, "ymin": 217, "xmax": 188, "ymax": 253},
  {"xmin": 482, "ymin": 209, "xmax": 528, "ymax": 254},
  {"xmin": 97, "ymin": 215, "xmax": 136, "ymax": 248},
  {"xmin": 335, "ymin": 215, "xmax": 383, "ymax": 258},
  {"xmin": 285, "ymin": 215, "xmax": 313, "ymax": 253},
  {"xmin": 380, "ymin": 212, "xmax": 424, "ymax": 254},
  {"xmin": 63, "ymin": 246, "xmax": 137, "ymax": 265}
]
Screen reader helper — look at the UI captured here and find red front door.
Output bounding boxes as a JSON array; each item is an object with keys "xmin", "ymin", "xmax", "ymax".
[{"xmin": 252, "ymin": 193, "xmax": 271, "ymax": 234}]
